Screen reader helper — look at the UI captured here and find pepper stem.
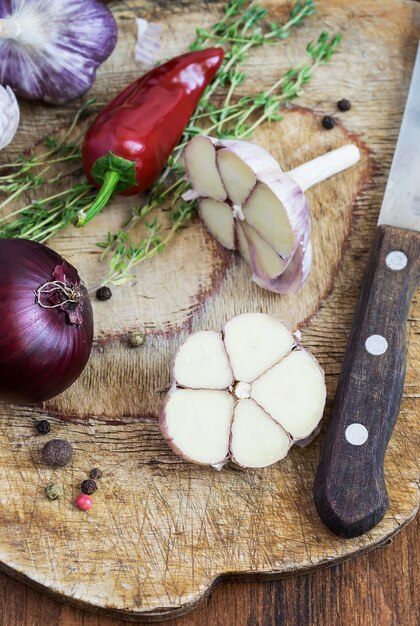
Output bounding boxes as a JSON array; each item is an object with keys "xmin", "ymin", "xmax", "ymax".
[{"xmin": 75, "ymin": 170, "xmax": 120, "ymax": 227}]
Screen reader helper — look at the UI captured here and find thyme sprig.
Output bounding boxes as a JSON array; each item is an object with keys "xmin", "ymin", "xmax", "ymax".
[
  {"xmin": 98, "ymin": 201, "xmax": 195, "ymax": 286},
  {"xmin": 0, "ymin": 100, "xmax": 98, "ymax": 241},
  {"xmin": 0, "ymin": 0, "xmax": 341, "ymax": 287},
  {"xmin": 98, "ymin": 2, "xmax": 340, "ymax": 285}
]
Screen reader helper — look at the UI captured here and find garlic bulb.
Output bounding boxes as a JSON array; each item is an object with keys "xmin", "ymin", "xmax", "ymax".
[
  {"xmin": 0, "ymin": 85, "xmax": 19, "ymax": 150},
  {"xmin": 159, "ymin": 313, "xmax": 327, "ymax": 469},
  {"xmin": 183, "ymin": 137, "xmax": 360, "ymax": 294},
  {"xmin": 0, "ymin": 0, "xmax": 118, "ymax": 104}
]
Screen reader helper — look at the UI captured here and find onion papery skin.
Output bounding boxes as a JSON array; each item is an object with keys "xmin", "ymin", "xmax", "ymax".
[
  {"xmin": 0, "ymin": 239, "xmax": 93, "ymax": 404},
  {"xmin": 0, "ymin": 0, "xmax": 118, "ymax": 104}
]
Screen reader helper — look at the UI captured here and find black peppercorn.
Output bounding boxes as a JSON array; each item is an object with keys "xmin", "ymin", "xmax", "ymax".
[
  {"xmin": 81, "ymin": 479, "xmax": 97, "ymax": 495},
  {"xmin": 90, "ymin": 467, "xmax": 103, "ymax": 480},
  {"xmin": 96, "ymin": 286, "xmax": 112, "ymax": 301},
  {"xmin": 337, "ymin": 98, "xmax": 351, "ymax": 112},
  {"xmin": 321, "ymin": 115, "xmax": 336, "ymax": 130},
  {"xmin": 37, "ymin": 419, "xmax": 51, "ymax": 435},
  {"xmin": 42, "ymin": 439, "xmax": 73, "ymax": 467}
]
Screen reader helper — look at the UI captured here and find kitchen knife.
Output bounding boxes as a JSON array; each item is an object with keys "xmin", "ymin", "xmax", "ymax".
[{"xmin": 313, "ymin": 42, "xmax": 420, "ymax": 538}]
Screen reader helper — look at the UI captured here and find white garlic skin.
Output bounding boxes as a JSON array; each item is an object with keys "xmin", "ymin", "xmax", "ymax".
[{"xmin": 0, "ymin": 85, "xmax": 19, "ymax": 151}]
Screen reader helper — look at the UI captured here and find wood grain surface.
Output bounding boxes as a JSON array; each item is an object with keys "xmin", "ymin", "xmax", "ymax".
[
  {"xmin": 0, "ymin": 514, "xmax": 418, "ymax": 625},
  {"xmin": 0, "ymin": 0, "xmax": 419, "ymax": 621}
]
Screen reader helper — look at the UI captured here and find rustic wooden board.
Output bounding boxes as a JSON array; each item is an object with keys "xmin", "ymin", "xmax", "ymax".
[{"xmin": 0, "ymin": 0, "xmax": 419, "ymax": 621}]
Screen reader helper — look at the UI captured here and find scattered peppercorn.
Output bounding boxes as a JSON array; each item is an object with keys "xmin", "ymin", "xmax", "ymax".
[
  {"xmin": 337, "ymin": 98, "xmax": 351, "ymax": 112},
  {"xmin": 96, "ymin": 286, "xmax": 112, "ymax": 301},
  {"xmin": 90, "ymin": 467, "xmax": 103, "ymax": 480},
  {"xmin": 322, "ymin": 115, "xmax": 336, "ymax": 130},
  {"xmin": 42, "ymin": 439, "xmax": 73, "ymax": 467},
  {"xmin": 45, "ymin": 483, "xmax": 64, "ymax": 500},
  {"xmin": 37, "ymin": 419, "xmax": 51, "ymax": 435},
  {"xmin": 81, "ymin": 479, "xmax": 97, "ymax": 495},
  {"xmin": 128, "ymin": 331, "xmax": 145, "ymax": 348},
  {"xmin": 75, "ymin": 493, "xmax": 93, "ymax": 511}
]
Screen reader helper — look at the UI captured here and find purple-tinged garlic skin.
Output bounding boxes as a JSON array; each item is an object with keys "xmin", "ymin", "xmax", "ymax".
[
  {"xmin": 184, "ymin": 137, "xmax": 360, "ymax": 295},
  {"xmin": 0, "ymin": 0, "xmax": 118, "ymax": 104},
  {"xmin": 0, "ymin": 84, "xmax": 19, "ymax": 150},
  {"xmin": 159, "ymin": 313, "xmax": 327, "ymax": 469},
  {"xmin": 135, "ymin": 18, "xmax": 162, "ymax": 66},
  {"xmin": 183, "ymin": 136, "xmax": 312, "ymax": 295},
  {"xmin": 209, "ymin": 137, "xmax": 283, "ymax": 176}
]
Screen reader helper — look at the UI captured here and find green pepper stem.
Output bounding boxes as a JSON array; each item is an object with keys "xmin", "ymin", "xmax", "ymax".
[{"xmin": 75, "ymin": 170, "xmax": 120, "ymax": 227}]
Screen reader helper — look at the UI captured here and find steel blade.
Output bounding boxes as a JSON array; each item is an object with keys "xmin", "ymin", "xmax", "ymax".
[{"xmin": 378, "ymin": 42, "xmax": 420, "ymax": 232}]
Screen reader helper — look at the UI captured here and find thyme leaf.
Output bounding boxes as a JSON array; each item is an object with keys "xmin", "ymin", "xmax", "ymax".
[
  {"xmin": 99, "ymin": 0, "xmax": 340, "ymax": 285},
  {"xmin": 0, "ymin": 0, "xmax": 341, "ymax": 289}
]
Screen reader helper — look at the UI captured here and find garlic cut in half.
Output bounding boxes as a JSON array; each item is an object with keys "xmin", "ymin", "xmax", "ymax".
[
  {"xmin": 183, "ymin": 137, "xmax": 360, "ymax": 294},
  {"xmin": 159, "ymin": 313, "xmax": 327, "ymax": 469}
]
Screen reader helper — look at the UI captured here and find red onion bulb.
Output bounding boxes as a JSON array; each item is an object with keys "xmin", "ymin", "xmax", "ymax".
[{"xmin": 0, "ymin": 239, "xmax": 93, "ymax": 404}]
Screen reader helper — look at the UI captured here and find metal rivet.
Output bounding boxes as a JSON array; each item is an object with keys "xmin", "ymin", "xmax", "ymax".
[
  {"xmin": 365, "ymin": 334, "xmax": 388, "ymax": 355},
  {"xmin": 386, "ymin": 250, "xmax": 407, "ymax": 271},
  {"xmin": 345, "ymin": 423, "xmax": 369, "ymax": 446}
]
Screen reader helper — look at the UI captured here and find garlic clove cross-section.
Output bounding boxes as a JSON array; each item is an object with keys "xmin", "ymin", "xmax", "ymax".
[
  {"xmin": 251, "ymin": 349, "xmax": 326, "ymax": 440},
  {"xmin": 183, "ymin": 136, "xmax": 360, "ymax": 294},
  {"xmin": 230, "ymin": 399, "xmax": 291, "ymax": 468},
  {"xmin": 174, "ymin": 330, "xmax": 233, "ymax": 389},
  {"xmin": 223, "ymin": 313, "xmax": 294, "ymax": 383},
  {"xmin": 159, "ymin": 312, "xmax": 327, "ymax": 469},
  {"xmin": 161, "ymin": 388, "xmax": 234, "ymax": 466}
]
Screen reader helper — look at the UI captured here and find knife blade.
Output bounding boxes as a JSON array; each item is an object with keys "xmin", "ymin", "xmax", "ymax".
[{"xmin": 313, "ymin": 43, "xmax": 420, "ymax": 538}]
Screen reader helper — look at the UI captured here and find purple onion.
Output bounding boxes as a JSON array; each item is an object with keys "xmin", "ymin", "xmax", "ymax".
[
  {"xmin": 0, "ymin": 239, "xmax": 93, "ymax": 404},
  {"xmin": 0, "ymin": 0, "xmax": 118, "ymax": 104}
]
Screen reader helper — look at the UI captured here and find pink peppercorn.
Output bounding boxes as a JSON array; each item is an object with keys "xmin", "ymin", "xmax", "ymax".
[{"xmin": 75, "ymin": 494, "xmax": 93, "ymax": 511}]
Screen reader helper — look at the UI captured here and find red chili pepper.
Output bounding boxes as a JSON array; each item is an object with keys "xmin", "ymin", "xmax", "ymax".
[{"xmin": 76, "ymin": 47, "xmax": 224, "ymax": 227}]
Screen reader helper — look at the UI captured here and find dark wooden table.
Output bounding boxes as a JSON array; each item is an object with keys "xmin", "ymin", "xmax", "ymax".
[
  {"xmin": 0, "ymin": 0, "xmax": 419, "ymax": 623},
  {"xmin": 1, "ymin": 513, "xmax": 418, "ymax": 625}
]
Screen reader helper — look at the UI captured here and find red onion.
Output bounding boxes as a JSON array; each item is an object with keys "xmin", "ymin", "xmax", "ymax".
[{"xmin": 0, "ymin": 239, "xmax": 93, "ymax": 404}]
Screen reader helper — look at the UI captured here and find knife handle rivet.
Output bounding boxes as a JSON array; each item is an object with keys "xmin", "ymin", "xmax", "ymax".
[
  {"xmin": 386, "ymin": 250, "xmax": 408, "ymax": 271},
  {"xmin": 345, "ymin": 423, "xmax": 369, "ymax": 446},
  {"xmin": 365, "ymin": 334, "xmax": 388, "ymax": 355}
]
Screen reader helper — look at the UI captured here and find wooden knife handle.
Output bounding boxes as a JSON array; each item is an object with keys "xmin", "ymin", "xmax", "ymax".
[{"xmin": 313, "ymin": 224, "xmax": 420, "ymax": 538}]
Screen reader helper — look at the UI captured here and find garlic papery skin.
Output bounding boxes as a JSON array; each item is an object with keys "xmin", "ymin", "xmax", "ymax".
[
  {"xmin": 183, "ymin": 136, "xmax": 360, "ymax": 294},
  {"xmin": 0, "ymin": 85, "xmax": 19, "ymax": 151},
  {"xmin": 0, "ymin": 0, "xmax": 118, "ymax": 104},
  {"xmin": 160, "ymin": 313, "xmax": 327, "ymax": 469},
  {"xmin": 0, "ymin": 18, "xmax": 21, "ymax": 38},
  {"xmin": 135, "ymin": 18, "xmax": 162, "ymax": 66}
]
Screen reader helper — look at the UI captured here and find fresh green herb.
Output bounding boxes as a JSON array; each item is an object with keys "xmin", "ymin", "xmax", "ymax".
[
  {"xmin": 0, "ymin": 1, "xmax": 341, "ymax": 288},
  {"xmin": 98, "ymin": 1, "xmax": 341, "ymax": 285},
  {"xmin": 0, "ymin": 100, "xmax": 98, "ymax": 242}
]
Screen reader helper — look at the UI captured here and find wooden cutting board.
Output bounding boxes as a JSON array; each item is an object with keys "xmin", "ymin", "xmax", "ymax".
[{"xmin": 0, "ymin": 0, "xmax": 419, "ymax": 620}]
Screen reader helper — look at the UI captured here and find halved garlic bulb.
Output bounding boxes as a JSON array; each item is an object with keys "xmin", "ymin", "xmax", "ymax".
[
  {"xmin": 183, "ymin": 136, "xmax": 360, "ymax": 294},
  {"xmin": 159, "ymin": 313, "xmax": 326, "ymax": 469}
]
